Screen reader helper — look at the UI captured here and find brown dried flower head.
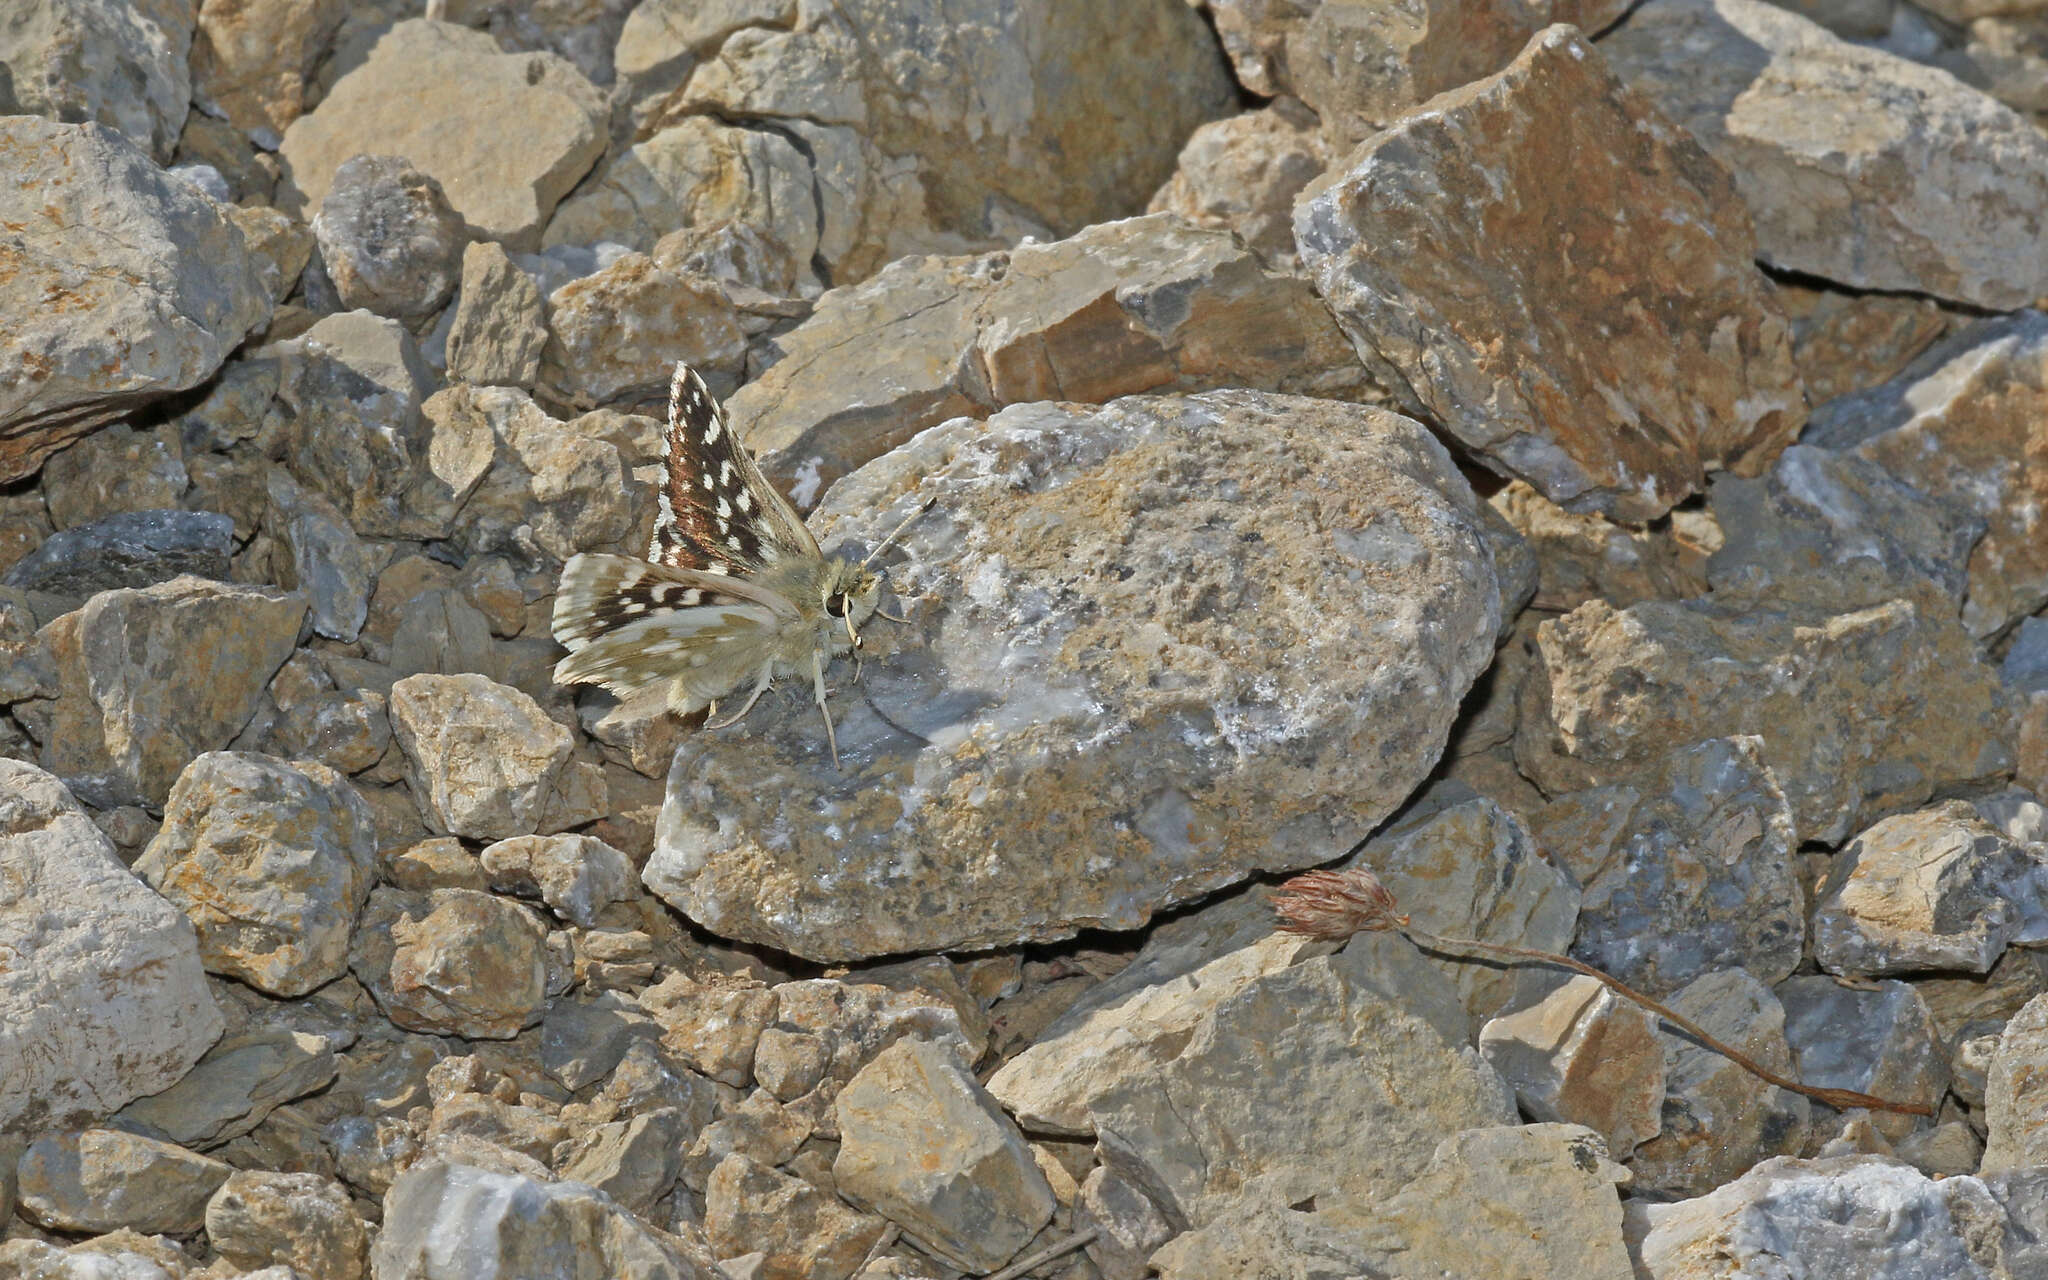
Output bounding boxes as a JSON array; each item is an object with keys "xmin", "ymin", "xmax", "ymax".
[{"xmin": 1271, "ymin": 868, "xmax": 1407, "ymax": 940}]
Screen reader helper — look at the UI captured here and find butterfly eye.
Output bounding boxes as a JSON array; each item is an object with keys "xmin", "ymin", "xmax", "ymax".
[{"xmin": 825, "ymin": 592, "xmax": 847, "ymax": 618}]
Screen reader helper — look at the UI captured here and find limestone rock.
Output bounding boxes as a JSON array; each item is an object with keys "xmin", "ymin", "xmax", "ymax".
[
  {"xmin": 1517, "ymin": 596, "xmax": 2011, "ymax": 846},
  {"xmin": 1090, "ymin": 938, "xmax": 1515, "ymax": 1231},
  {"xmin": 0, "ymin": 0, "xmax": 195, "ymax": 162},
  {"xmin": 1529, "ymin": 736, "xmax": 1803, "ymax": 995},
  {"xmin": 645, "ymin": 392, "xmax": 1502, "ymax": 960},
  {"xmin": 1479, "ymin": 977, "xmax": 1666, "ymax": 1158},
  {"xmin": 1076, "ymin": 1166, "xmax": 1175, "ymax": 1280},
  {"xmin": 349, "ymin": 887, "xmax": 552, "ymax": 1039},
  {"xmin": 388, "ymin": 673, "xmax": 574, "ymax": 841},
  {"xmin": 115, "ymin": 1030, "xmax": 338, "ymax": 1151},
  {"xmin": 635, "ymin": 973, "xmax": 777, "ymax": 1088},
  {"xmin": 2, "ymin": 511, "xmax": 236, "ymax": 613},
  {"xmin": 312, "ymin": 154, "xmax": 468, "ymax": 322},
  {"xmin": 0, "ymin": 1231, "xmax": 205, "ymax": 1280},
  {"xmin": 535, "ymin": 254, "xmax": 747, "ymax": 411},
  {"xmin": 1603, "ymin": 0, "xmax": 2048, "ymax": 308},
  {"xmin": 1296, "ymin": 26, "xmax": 1804, "ymax": 522},
  {"xmin": 446, "ymin": 241, "xmax": 549, "ymax": 389},
  {"xmin": 191, "ymin": 0, "xmax": 350, "ymax": 148},
  {"xmin": 0, "ymin": 761, "xmax": 223, "ymax": 1133},
  {"xmin": 136, "ymin": 752, "xmax": 377, "ymax": 997},
  {"xmin": 1813, "ymin": 802, "xmax": 2048, "ymax": 977},
  {"xmin": 703, "ymin": 1153, "xmax": 886, "ymax": 1280},
  {"xmin": 1147, "ymin": 1197, "xmax": 1381, "ymax": 1280},
  {"xmin": 279, "ymin": 19, "xmax": 607, "ymax": 250},
  {"xmin": 1804, "ymin": 312, "xmax": 2048, "ymax": 639},
  {"xmin": 755, "ymin": 978, "xmax": 981, "ymax": 1139},
  {"xmin": 1207, "ymin": 0, "xmax": 1634, "ymax": 146},
  {"xmin": 1983, "ymin": 992, "xmax": 2048, "ymax": 1173},
  {"xmin": 554, "ymin": 1109, "xmax": 687, "ymax": 1216},
  {"xmin": 1705, "ymin": 443, "xmax": 1984, "ymax": 616},
  {"xmin": 1624, "ymin": 969, "xmax": 1810, "ymax": 1198},
  {"xmin": 733, "ymin": 213, "xmax": 1377, "ymax": 509},
  {"xmin": 372, "ymin": 1157, "xmax": 711, "ymax": 1279},
  {"xmin": 203, "ymin": 1170, "xmax": 367, "ymax": 1280},
  {"xmin": 479, "ymin": 833, "xmax": 637, "ymax": 927},
  {"xmin": 38, "ymin": 422, "xmax": 188, "ymax": 531},
  {"xmin": 1146, "ymin": 100, "xmax": 1331, "ymax": 266},
  {"xmin": 833, "ymin": 1037, "xmax": 1055, "ymax": 1272},
  {"xmin": 1782, "ymin": 286, "xmax": 1948, "ymax": 407},
  {"xmin": 1778, "ymin": 975, "xmax": 1948, "ymax": 1140},
  {"xmin": 1488, "ymin": 482, "xmax": 1703, "ymax": 613},
  {"xmin": 17, "ymin": 1129, "xmax": 232, "ymax": 1236},
  {"xmin": 0, "ymin": 119, "xmax": 271, "ymax": 482}
]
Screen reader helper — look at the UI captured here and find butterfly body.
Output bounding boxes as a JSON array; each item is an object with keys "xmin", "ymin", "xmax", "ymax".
[{"xmin": 551, "ymin": 363, "xmax": 894, "ymax": 768}]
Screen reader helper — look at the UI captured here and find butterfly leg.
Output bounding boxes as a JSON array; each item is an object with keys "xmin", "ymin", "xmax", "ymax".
[
  {"xmin": 705, "ymin": 664, "xmax": 774, "ymax": 730},
  {"xmin": 812, "ymin": 647, "xmax": 842, "ymax": 770}
]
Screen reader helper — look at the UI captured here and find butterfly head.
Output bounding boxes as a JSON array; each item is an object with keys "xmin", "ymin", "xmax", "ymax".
[{"xmin": 821, "ymin": 557, "xmax": 883, "ymax": 649}]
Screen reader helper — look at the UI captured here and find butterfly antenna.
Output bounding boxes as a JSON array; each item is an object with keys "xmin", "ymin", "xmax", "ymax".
[{"xmin": 861, "ymin": 495, "xmax": 938, "ymax": 570}]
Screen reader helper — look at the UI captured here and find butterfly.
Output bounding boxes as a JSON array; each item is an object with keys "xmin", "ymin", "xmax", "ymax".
[{"xmin": 551, "ymin": 362, "xmax": 918, "ymax": 768}]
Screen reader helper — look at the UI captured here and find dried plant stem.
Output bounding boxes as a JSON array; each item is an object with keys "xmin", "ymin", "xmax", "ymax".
[
  {"xmin": 980, "ymin": 1230, "xmax": 1098, "ymax": 1280},
  {"xmin": 1402, "ymin": 926, "xmax": 1933, "ymax": 1117}
]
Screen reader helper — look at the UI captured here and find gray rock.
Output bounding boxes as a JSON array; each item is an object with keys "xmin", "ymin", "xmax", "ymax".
[
  {"xmin": 644, "ymin": 392, "xmax": 1502, "ymax": 961},
  {"xmin": 204, "ymin": 1169, "xmax": 369, "ymax": 1280},
  {"xmin": 1984, "ymin": 992, "xmax": 2048, "ymax": 1173},
  {"xmin": 389, "ymin": 673, "xmax": 574, "ymax": 841},
  {"xmin": 0, "ymin": 0, "xmax": 195, "ymax": 162},
  {"xmin": 635, "ymin": 972, "xmax": 777, "ymax": 1089},
  {"xmin": 479, "ymin": 833, "xmax": 636, "ymax": 927},
  {"xmin": 1801, "ymin": 312, "xmax": 2048, "ymax": 639},
  {"xmin": 1479, "ymin": 977, "xmax": 1666, "ymax": 1158},
  {"xmin": 1530, "ymin": 736, "xmax": 1803, "ymax": 995},
  {"xmin": 1814, "ymin": 802, "xmax": 2048, "ymax": 977},
  {"xmin": 1778, "ymin": 975, "xmax": 1947, "ymax": 1140},
  {"xmin": 1076, "ymin": 1166, "xmax": 1175, "ymax": 1280},
  {"xmin": 2005, "ymin": 617, "xmax": 2048, "ymax": 694},
  {"xmin": 280, "ymin": 19, "xmax": 608, "ymax": 251},
  {"xmin": 312, "ymin": 154, "xmax": 468, "ymax": 321},
  {"xmin": 681, "ymin": 1090, "xmax": 809, "ymax": 1195},
  {"xmin": 1626, "ymin": 968, "xmax": 1812, "ymax": 1198},
  {"xmin": 1092, "ymin": 937, "xmax": 1515, "ymax": 1231},
  {"xmin": 0, "ymin": 119, "xmax": 271, "ymax": 482},
  {"xmin": 270, "ymin": 310, "xmax": 441, "ymax": 541},
  {"xmin": 350, "ymin": 887, "xmax": 553, "ymax": 1039},
  {"xmin": 37, "ymin": 421, "xmax": 188, "ymax": 532},
  {"xmin": 373, "ymin": 1157, "xmax": 710, "ymax": 1279},
  {"xmin": 553, "ymin": 1108, "xmax": 687, "ymax": 1215},
  {"xmin": 0, "ymin": 1233, "xmax": 199, "ymax": 1280},
  {"xmin": 1518, "ymin": 597, "xmax": 2011, "ymax": 846},
  {"xmin": 446, "ymin": 240, "xmax": 549, "ymax": 389},
  {"xmin": 1147, "ymin": 1197, "xmax": 1381, "ymax": 1280},
  {"xmin": 834, "ymin": 1037, "xmax": 1054, "ymax": 1272},
  {"xmin": 1631, "ymin": 1156, "xmax": 2048, "ymax": 1279},
  {"xmin": 1295, "ymin": 26, "xmax": 1804, "ymax": 522},
  {"xmin": 1707, "ymin": 444, "xmax": 1985, "ymax": 615},
  {"xmin": 0, "ymin": 761, "xmax": 224, "ymax": 1133},
  {"xmin": 2, "ymin": 510, "xmax": 236, "ymax": 609},
  {"xmin": 136, "ymin": 751, "xmax": 377, "ymax": 996},
  {"xmin": 1603, "ymin": 0, "xmax": 2048, "ymax": 308},
  {"xmin": 17, "ymin": 1129, "xmax": 233, "ymax": 1235},
  {"xmin": 116, "ymin": 1030, "xmax": 338, "ymax": 1151},
  {"xmin": 703, "ymin": 1153, "xmax": 887, "ymax": 1280},
  {"xmin": 731, "ymin": 213, "xmax": 1380, "ymax": 511},
  {"xmin": 1322, "ymin": 1124, "xmax": 1636, "ymax": 1280}
]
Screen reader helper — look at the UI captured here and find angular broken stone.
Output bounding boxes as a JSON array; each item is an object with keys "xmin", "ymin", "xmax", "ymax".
[
  {"xmin": 0, "ymin": 0, "xmax": 195, "ymax": 162},
  {"xmin": 445, "ymin": 240, "xmax": 549, "ymax": 390},
  {"xmin": 115, "ymin": 1030, "xmax": 339, "ymax": 1151},
  {"xmin": 644, "ymin": 392, "xmax": 1502, "ymax": 960},
  {"xmin": 535, "ymin": 254, "xmax": 747, "ymax": 410},
  {"xmin": 1296, "ymin": 26, "xmax": 1805, "ymax": 521},
  {"xmin": 136, "ymin": 751, "xmax": 378, "ymax": 997},
  {"xmin": 1529, "ymin": 736, "xmax": 1803, "ymax": 994},
  {"xmin": 757, "ymin": 978, "xmax": 981, "ymax": 1139},
  {"xmin": 732, "ymin": 214, "xmax": 1379, "ymax": 510},
  {"xmin": 204, "ymin": 1170, "xmax": 369, "ymax": 1280},
  {"xmin": 312, "ymin": 154, "xmax": 467, "ymax": 321},
  {"xmin": 190, "ymin": 0, "xmax": 349, "ymax": 148},
  {"xmin": 349, "ymin": 887, "xmax": 553, "ymax": 1039},
  {"xmin": 1983, "ymin": 992, "xmax": 2048, "ymax": 1174},
  {"xmin": 1627, "ymin": 968, "xmax": 1811, "ymax": 1198},
  {"xmin": 1518, "ymin": 597, "xmax": 2011, "ymax": 845},
  {"xmin": 634, "ymin": 972, "xmax": 777, "ymax": 1089},
  {"xmin": 0, "ymin": 118, "xmax": 271, "ymax": 482},
  {"xmin": 1146, "ymin": 100, "xmax": 1331, "ymax": 266},
  {"xmin": 1813, "ymin": 801, "xmax": 2048, "ymax": 978},
  {"xmin": 1777, "ymin": 975, "xmax": 1948, "ymax": 1140},
  {"xmin": 1488, "ymin": 482, "xmax": 1703, "ymax": 613},
  {"xmin": 17, "ymin": 1129, "xmax": 233, "ymax": 1236},
  {"xmin": 834, "ymin": 1037, "xmax": 1055, "ymax": 1272},
  {"xmin": 704, "ymin": 1153, "xmax": 887, "ymax": 1280},
  {"xmin": 279, "ymin": 19, "xmax": 607, "ymax": 250},
  {"xmin": 1803, "ymin": 312, "xmax": 2048, "ymax": 639},
  {"xmin": 1782, "ymin": 285, "xmax": 1949, "ymax": 407},
  {"xmin": 388, "ymin": 673, "xmax": 574, "ymax": 841},
  {"xmin": 0, "ymin": 761, "xmax": 224, "ymax": 1133},
  {"xmin": 1603, "ymin": 0, "xmax": 2048, "ymax": 308},
  {"xmin": 1479, "ymin": 976, "xmax": 1666, "ymax": 1159},
  {"xmin": 478, "ymin": 833, "xmax": 636, "ymax": 928},
  {"xmin": 1, "ymin": 510, "xmax": 236, "ymax": 612},
  {"xmin": 1090, "ymin": 937, "xmax": 1515, "ymax": 1231}
]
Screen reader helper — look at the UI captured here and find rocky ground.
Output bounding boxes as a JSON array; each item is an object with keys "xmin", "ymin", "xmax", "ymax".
[{"xmin": 4, "ymin": 0, "xmax": 2048, "ymax": 1277}]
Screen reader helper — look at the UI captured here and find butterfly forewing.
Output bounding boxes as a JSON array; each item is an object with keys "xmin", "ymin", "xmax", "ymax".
[{"xmin": 653, "ymin": 365, "xmax": 818, "ymax": 574}]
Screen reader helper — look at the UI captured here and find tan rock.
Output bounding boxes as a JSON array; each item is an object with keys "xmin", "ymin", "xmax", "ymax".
[
  {"xmin": 1490, "ymin": 481, "xmax": 1702, "ymax": 612},
  {"xmin": 535, "ymin": 254, "xmax": 747, "ymax": 410},
  {"xmin": 191, "ymin": 0, "xmax": 350, "ymax": 147},
  {"xmin": 1603, "ymin": 0, "xmax": 2048, "ymax": 308},
  {"xmin": 1981, "ymin": 992, "xmax": 2048, "ymax": 1174},
  {"xmin": 388, "ymin": 673, "xmax": 574, "ymax": 841},
  {"xmin": 204, "ymin": 1170, "xmax": 369, "ymax": 1280},
  {"xmin": 636, "ymin": 972, "xmax": 778, "ymax": 1087},
  {"xmin": 1296, "ymin": 26, "xmax": 1804, "ymax": 521},
  {"xmin": 1517, "ymin": 596, "xmax": 2011, "ymax": 845},
  {"xmin": 445, "ymin": 241, "xmax": 548, "ymax": 390},
  {"xmin": 1480, "ymin": 978, "xmax": 1667, "ymax": 1158},
  {"xmin": 17, "ymin": 1129, "xmax": 232, "ymax": 1236},
  {"xmin": 704, "ymin": 1153, "xmax": 886, "ymax": 1280},
  {"xmin": 1781, "ymin": 285, "xmax": 1949, "ymax": 407},
  {"xmin": 349, "ymin": 887, "xmax": 552, "ymax": 1039},
  {"xmin": 1146, "ymin": 100, "xmax": 1331, "ymax": 266},
  {"xmin": 278, "ymin": 19, "xmax": 607, "ymax": 249}
]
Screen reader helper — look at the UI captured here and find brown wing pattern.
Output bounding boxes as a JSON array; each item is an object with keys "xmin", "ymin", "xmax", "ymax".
[{"xmin": 650, "ymin": 364, "xmax": 818, "ymax": 573}]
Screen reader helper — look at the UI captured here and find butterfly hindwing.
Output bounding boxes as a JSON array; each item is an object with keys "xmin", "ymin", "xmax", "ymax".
[{"xmin": 652, "ymin": 365, "xmax": 818, "ymax": 574}]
